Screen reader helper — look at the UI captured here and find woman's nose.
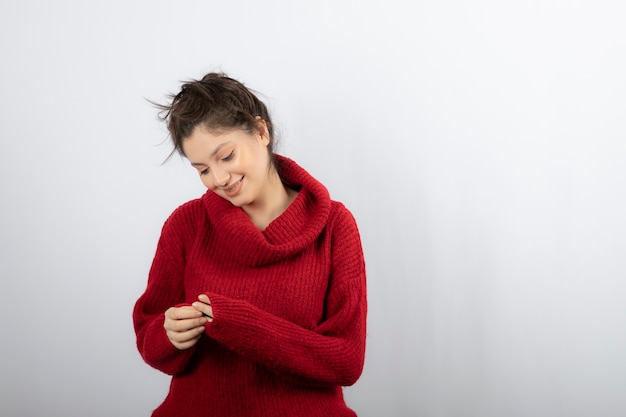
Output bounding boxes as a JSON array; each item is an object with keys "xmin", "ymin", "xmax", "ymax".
[{"xmin": 212, "ymin": 167, "xmax": 230, "ymax": 188}]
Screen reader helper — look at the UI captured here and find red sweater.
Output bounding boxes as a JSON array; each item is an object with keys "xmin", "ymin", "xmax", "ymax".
[{"xmin": 133, "ymin": 155, "xmax": 367, "ymax": 417}]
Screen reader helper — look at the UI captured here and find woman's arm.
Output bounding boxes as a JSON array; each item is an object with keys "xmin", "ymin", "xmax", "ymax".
[
  {"xmin": 199, "ymin": 204, "xmax": 367, "ymax": 386},
  {"xmin": 132, "ymin": 201, "xmax": 204, "ymax": 375}
]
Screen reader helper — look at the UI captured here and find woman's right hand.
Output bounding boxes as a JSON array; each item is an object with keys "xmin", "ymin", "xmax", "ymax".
[{"xmin": 164, "ymin": 306, "xmax": 208, "ymax": 350}]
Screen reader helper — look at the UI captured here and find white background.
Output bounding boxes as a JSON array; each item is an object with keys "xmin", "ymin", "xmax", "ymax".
[{"xmin": 1, "ymin": 1, "xmax": 625, "ymax": 416}]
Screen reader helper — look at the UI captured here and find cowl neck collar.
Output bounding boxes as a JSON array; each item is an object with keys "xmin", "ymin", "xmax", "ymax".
[{"xmin": 201, "ymin": 155, "xmax": 331, "ymax": 266}]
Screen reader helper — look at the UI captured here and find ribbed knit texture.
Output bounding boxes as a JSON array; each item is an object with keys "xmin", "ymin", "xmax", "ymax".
[{"xmin": 133, "ymin": 155, "xmax": 367, "ymax": 417}]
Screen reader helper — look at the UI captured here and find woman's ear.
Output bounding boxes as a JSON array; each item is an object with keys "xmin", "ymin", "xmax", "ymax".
[{"xmin": 255, "ymin": 116, "xmax": 270, "ymax": 146}]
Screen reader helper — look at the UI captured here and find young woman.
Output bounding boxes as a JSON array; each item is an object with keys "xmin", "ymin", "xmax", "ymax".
[{"xmin": 133, "ymin": 72, "xmax": 367, "ymax": 417}]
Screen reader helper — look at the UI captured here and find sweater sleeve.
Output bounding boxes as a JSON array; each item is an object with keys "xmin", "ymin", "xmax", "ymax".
[
  {"xmin": 132, "ymin": 202, "xmax": 201, "ymax": 375},
  {"xmin": 204, "ymin": 205, "xmax": 367, "ymax": 386}
]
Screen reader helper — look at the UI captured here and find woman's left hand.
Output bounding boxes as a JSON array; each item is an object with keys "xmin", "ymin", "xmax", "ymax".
[{"xmin": 192, "ymin": 294, "xmax": 214, "ymax": 321}]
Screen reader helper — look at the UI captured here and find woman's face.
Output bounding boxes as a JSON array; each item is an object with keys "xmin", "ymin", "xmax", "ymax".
[{"xmin": 183, "ymin": 124, "xmax": 272, "ymax": 208}]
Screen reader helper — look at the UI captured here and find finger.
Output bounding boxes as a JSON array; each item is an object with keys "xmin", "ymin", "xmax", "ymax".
[
  {"xmin": 165, "ymin": 306, "xmax": 203, "ymax": 320},
  {"xmin": 164, "ymin": 316, "xmax": 207, "ymax": 332},
  {"xmin": 198, "ymin": 294, "xmax": 211, "ymax": 304},
  {"xmin": 166, "ymin": 325, "xmax": 205, "ymax": 344},
  {"xmin": 170, "ymin": 332, "xmax": 203, "ymax": 350},
  {"xmin": 192, "ymin": 301, "xmax": 214, "ymax": 321}
]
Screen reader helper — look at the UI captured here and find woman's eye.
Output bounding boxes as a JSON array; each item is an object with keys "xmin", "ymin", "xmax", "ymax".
[
  {"xmin": 221, "ymin": 150, "xmax": 234, "ymax": 162},
  {"xmin": 200, "ymin": 168, "xmax": 209, "ymax": 176}
]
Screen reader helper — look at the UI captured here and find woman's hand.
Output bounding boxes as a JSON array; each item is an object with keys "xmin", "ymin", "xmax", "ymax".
[
  {"xmin": 163, "ymin": 306, "xmax": 207, "ymax": 350},
  {"xmin": 192, "ymin": 294, "xmax": 214, "ymax": 320}
]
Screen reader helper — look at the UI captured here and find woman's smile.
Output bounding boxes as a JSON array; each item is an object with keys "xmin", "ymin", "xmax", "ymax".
[{"xmin": 224, "ymin": 176, "xmax": 244, "ymax": 197}]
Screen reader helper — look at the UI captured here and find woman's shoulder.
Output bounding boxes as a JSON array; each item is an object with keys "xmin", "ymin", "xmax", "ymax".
[
  {"xmin": 162, "ymin": 198, "xmax": 206, "ymax": 232},
  {"xmin": 328, "ymin": 200, "xmax": 360, "ymax": 233},
  {"xmin": 169, "ymin": 197, "xmax": 204, "ymax": 217}
]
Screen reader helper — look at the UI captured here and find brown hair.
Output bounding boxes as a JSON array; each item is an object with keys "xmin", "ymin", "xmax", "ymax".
[{"xmin": 154, "ymin": 72, "xmax": 276, "ymax": 162}]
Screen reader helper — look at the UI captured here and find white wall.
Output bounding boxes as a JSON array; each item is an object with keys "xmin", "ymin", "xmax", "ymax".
[{"xmin": 1, "ymin": 1, "xmax": 625, "ymax": 416}]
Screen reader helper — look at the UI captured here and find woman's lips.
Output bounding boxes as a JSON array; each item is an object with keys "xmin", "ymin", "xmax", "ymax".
[{"xmin": 224, "ymin": 176, "xmax": 244, "ymax": 197}]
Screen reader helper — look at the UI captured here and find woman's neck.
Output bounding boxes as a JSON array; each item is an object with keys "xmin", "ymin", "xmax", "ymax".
[{"xmin": 243, "ymin": 171, "xmax": 298, "ymax": 230}]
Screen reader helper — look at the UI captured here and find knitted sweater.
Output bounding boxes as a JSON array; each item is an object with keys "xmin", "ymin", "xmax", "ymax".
[{"xmin": 133, "ymin": 155, "xmax": 367, "ymax": 417}]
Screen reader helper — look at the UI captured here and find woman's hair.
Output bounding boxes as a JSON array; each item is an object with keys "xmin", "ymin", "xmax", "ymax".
[{"xmin": 154, "ymin": 72, "xmax": 275, "ymax": 161}]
